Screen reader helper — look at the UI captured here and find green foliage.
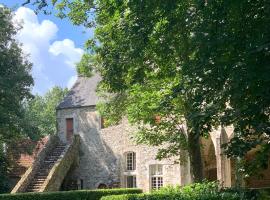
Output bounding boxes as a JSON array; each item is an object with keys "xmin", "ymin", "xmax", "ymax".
[
  {"xmin": 90, "ymin": 0, "xmax": 205, "ymax": 180},
  {"xmin": 0, "ymin": 6, "xmax": 33, "ymax": 142},
  {"xmin": 0, "ymin": 6, "xmax": 34, "ymax": 193},
  {"xmin": 0, "ymin": 145, "xmax": 10, "ymax": 193},
  {"xmin": 101, "ymin": 182, "xmax": 260, "ymax": 200},
  {"xmin": 0, "ymin": 188, "xmax": 142, "ymax": 200},
  {"xmin": 24, "ymin": 86, "xmax": 68, "ymax": 137},
  {"xmin": 28, "ymin": 0, "xmax": 270, "ymax": 177},
  {"xmin": 22, "ymin": 0, "xmax": 95, "ymax": 27},
  {"xmin": 76, "ymin": 53, "xmax": 94, "ymax": 77},
  {"xmin": 94, "ymin": 0, "xmax": 270, "ymax": 179}
]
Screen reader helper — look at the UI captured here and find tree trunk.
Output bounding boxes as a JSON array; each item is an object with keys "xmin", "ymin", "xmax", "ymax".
[{"xmin": 187, "ymin": 129, "xmax": 203, "ymax": 182}]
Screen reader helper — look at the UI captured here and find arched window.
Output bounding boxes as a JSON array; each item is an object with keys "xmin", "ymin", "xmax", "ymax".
[
  {"xmin": 150, "ymin": 165, "xmax": 163, "ymax": 190},
  {"xmin": 126, "ymin": 152, "xmax": 136, "ymax": 171}
]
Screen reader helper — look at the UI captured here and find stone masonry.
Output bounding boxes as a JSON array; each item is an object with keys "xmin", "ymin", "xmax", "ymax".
[
  {"xmin": 56, "ymin": 106, "xmax": 182, "ymax": 191},
  {"xmin": 55, "ymin": 74, "xmax": 270, "ymax": 192}
]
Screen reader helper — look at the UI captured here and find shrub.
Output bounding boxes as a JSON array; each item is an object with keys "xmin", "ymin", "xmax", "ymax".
[
  {"xmin": 0, "ymin": 188, "xmax": 142, "ymax": 200},
  {"xmin": 100, "ymin": 182, "xmax": 261, "ymax": 200}
]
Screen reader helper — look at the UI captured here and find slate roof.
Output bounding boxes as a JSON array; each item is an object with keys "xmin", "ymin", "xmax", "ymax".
[{"xmin": 57, "ymin": 74, "xmax": 102, "ymax": 109}]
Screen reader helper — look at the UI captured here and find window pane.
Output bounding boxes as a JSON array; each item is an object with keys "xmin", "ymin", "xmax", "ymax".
[
  {"xmin": 151, "ymin": 177, "xmax": 157, "ymax": 189},
  {"xmin": 151, "ymin": 177, "xmax": 163, "ymax": 190},
  {"xmin": 150, "ymin": 165, "xmax": 163, "ymax": 190},
  {"xmin": 126, "ymin": 152, "xmax": 136, "ymax": 171},
  {"xmin": 150, "ymin": 164, "xmax": 163, "ymax": 175},
  {"xmin": 157, "ymin": 165, "xmax": 163, "ymax": 175},
  {"xmin": 126, "ymin": 176, "xmax": 136, "ymax": 188}
]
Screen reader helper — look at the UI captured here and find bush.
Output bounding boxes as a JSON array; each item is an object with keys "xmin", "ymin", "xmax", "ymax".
[
  {"xmin": 0, "ymin": 188, "xmax": 142, "ymax": 200},
  {"xmin": 100, "ymin": 182, "xmax": 260, "ymax": 200}
]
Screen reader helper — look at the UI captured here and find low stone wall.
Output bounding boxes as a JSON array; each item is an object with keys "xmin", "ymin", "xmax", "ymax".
[
  {"xmin": 11, "ymin": 135, "xmax": 60, "ymax": 193},
  {"xmin": 42, "ymin": 135, "xmax": 80, "ymax": 192}
]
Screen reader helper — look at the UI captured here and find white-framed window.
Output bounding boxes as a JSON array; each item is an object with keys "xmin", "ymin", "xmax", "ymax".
[
  {"xmin": 150, "ymin": 165, "xmax": 163, "ymax": 190},
  {"xmin": 126, "ymin": 152, "xmax": 136, "ymax": 171},
  {"xmin": 125, "ymin": 175, "xmax": 136, "ymax": 188}
]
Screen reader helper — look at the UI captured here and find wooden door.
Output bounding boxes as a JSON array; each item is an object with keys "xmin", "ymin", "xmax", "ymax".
[{"xmin": 66, "ymin": 118, "xmax": 74, "ymax": 143}]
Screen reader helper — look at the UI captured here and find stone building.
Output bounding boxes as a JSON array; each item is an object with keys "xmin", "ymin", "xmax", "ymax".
[
  {"xmin": 56, "ymin": 74, "xmax": 184, "ymax": 191},
  {"xmin": 11, "ymin": 74, "xmax": 270, "ymax": 193}
]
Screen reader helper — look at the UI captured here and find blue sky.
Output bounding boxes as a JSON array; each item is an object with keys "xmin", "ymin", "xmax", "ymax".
[{"xmin": 1, "ymin": 0, "xmax": 94, "ymax": 94}]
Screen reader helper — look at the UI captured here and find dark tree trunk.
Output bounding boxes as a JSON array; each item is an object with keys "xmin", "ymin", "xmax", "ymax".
[{"xmin": 187, "ymin": 129, "xmax": 203, "ymax": 182}]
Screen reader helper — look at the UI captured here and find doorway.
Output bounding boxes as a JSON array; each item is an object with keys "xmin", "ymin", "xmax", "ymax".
[{"xmin": 66, "ymin": 118, "xmax": 74, "ymax": 143}]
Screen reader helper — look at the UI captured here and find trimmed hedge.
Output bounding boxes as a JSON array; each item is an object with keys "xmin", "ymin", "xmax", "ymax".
[
  {"xmin": 100, "ymin": 193, "xmax": 244, "ymax": 200},
  {"xmin": 100, "ymin": 182, "xmax": 261, "ymax": 200},
  {"xmin": 0, "ymin": 188, "xmax": 142, "ymax": 200}
]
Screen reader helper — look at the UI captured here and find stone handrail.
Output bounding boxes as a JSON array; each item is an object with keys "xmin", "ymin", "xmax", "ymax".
[
  {"xmin": 11, "ymin": 135, "xmax": 60, "ymax": 193},
  {"xmin": 41, "ymin": 135, "xmax": 80, "ymax": 192}
]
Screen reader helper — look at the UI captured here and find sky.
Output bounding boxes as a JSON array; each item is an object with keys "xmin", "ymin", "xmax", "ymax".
[{"xmin": 1, "ymin": 0, "xmax": 94, "ymax": 94}]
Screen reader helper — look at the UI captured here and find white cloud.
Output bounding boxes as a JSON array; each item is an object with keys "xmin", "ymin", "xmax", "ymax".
[
  {"xmin": 49, "ymin": 39, "xmax": 84, "ymax": 68},
  {"xmin": 67, "ymin": 75, "xmax": 77, "ymax": 89},
  {"xmin": 13, "ymin": 7, "xmax": 83, "ymax": 94},
  {"xmin": 14, "ymin": 7, "xmax": 58, "ymax": 65}
]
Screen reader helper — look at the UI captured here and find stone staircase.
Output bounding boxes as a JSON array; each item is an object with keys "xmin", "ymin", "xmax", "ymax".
[
  {"xmin": 11, "ymin": 135, "xmax": 80, "ymax": 193},
  {"xmin": 25, "ymin": 143, "xmax": 67, "ymax": 192}
]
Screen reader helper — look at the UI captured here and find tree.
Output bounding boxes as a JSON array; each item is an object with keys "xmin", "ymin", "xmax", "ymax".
[
  {"xmin": 184, "ymin": 0, "xmax": 270, "ymax": 177},
  {"xmin": 26, "ymin": 0, "xmax": 270, "ymax": 180},
  {"xmin": 90, "ymin": 0, "xmax": 205, "ymax": 181},
  {"xmin": 0, "ymin": 5, "xmax": 34, "ymax": 193},
  {"xmin": 24, "ymin": 86, "xmax": 68, "ymax": 137},
  {"xmin": 0, "ymin": 6, "xmax": 34, "ymax": 141}
]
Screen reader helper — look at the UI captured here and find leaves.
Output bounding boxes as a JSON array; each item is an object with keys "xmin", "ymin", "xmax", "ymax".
[
  {"xmin": 29, "ymin": 0, "xmax": 270, "ymax": 177},
  {"xmin": 24, "ymin": 86, "xmax": 68, "ymax": 137}
]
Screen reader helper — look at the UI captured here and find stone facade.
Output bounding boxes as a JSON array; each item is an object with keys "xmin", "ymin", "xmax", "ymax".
[
  {"xmin": 56, "ymin": 106, "xmax": 183, "ymax": 192},
  {"xmin": 55, "ymin": 75, "xmax": 270, "ymax": 191}
]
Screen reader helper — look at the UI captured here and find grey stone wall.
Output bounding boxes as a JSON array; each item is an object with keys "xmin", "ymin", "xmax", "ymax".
[{"xmin": 56, "ymin": 106, "xmax": 182, "ymax": 192}]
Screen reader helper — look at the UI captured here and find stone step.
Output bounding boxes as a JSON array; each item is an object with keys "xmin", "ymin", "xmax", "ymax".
[
  {"xmin": 31, "ymin": 181, "xmax": 45, "ymax": 185},
  {"xmin": 46, "ymin": 155, "xmax": 62, "ymax": 158},
  {"xmin": 26, "ymin": 189, "xmax": 39, "ymax": 192},
  {"xmin": 36, "ymin": 173, "xmax": 48, "ymax": 176},
  {"xmin": 50, "ymin": 153, "xmax": 63, "ymax": 156},
  {"xmin": 35, "ymin": 176, "xmax": 47, "ymax": 179},
  {"xmin": 27, "ymin": 185, "xmax": 43, "ymax": 189},
  {"xmin": 53, "ymin": 147, "xmax": 66, "ymax": 151},
  {"xmin": 24, "ymin": 143, "xmax": 68, "ymax": 192},
  {"xmin": 44, "ymin": 158, "xmax": 59, "ymax": 162},
  {"xmin": 32, "ymin": 179, "xmax": 45, "ymax": 183},
  {"xmin": 36, "ymin": 170, "xmax": 48, "ymax": 173},
  {"xmin": 28, "ymin": 183, "xmax": 43, "ymax": 189},
  {"xmin": 47, "ymin": 155, "xmax": 61, "ymax": 157},
  {"xmin": 44, "ymin": 160, "xmax": 56, "ymax": 163}
]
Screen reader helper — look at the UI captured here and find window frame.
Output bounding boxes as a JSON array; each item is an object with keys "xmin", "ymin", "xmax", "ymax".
[
  {"xmin": 150, "ymin": 164, "xmax": 163, "ymax": 190},
  {"xmin": 125, "ymin": 175, "xmax": 137, "ymax": 188},
  {"xmin": 125, "ymin": 152, "xmax": 136, "ymax": 171}
]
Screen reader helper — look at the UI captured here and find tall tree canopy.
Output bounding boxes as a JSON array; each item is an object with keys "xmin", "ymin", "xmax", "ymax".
[
  {"xmin": 0, "ymin": 6, "xmax": 34, "ymax": 142},
  {"xmin": 24, "ymin": 86, "xmax": 68, "ymax": 137},
  {"xmin": 27, "ymin": 0, "xmax": 270, "ymax": 180},
  {"xmin": 0, "ymin": 5, "xmax": 34, "ymax": 192}
]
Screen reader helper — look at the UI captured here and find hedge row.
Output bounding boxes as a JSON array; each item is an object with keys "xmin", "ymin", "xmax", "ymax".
[
  {"xmin": 100, "ymin": 193, "xmax": 244, "ymax": 200},
  {"xmin": 100, "ymin": 182, "xmax": 261, "ymax": 200},
  {"xmin": 0, "ymin": 188, "xmax": 142, "ymax": 200}
]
